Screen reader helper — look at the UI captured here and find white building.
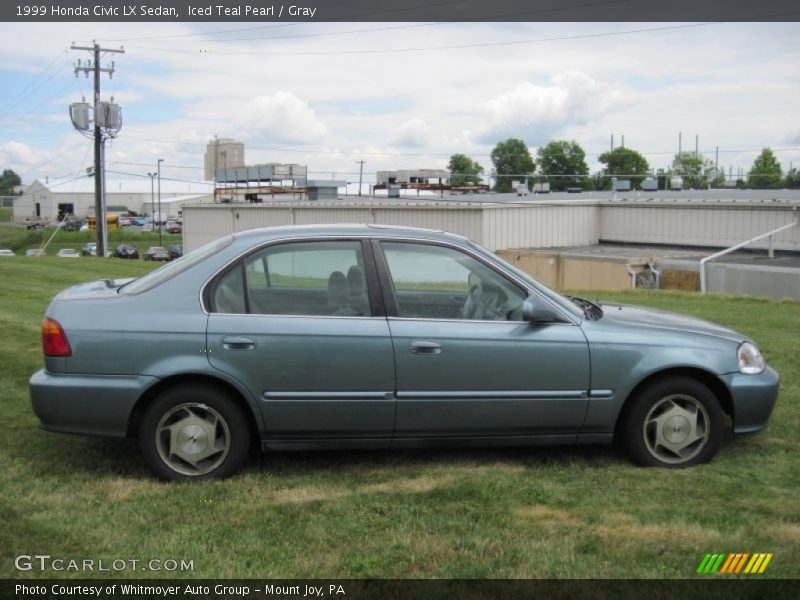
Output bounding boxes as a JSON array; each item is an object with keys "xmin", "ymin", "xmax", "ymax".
[
  {"xmin": 13, "ymin": 177, "xmax": 213, "ymax": 222},
  {"xmin": 376, "ymin": 169, "xmax": 450, "ymax": 185}
]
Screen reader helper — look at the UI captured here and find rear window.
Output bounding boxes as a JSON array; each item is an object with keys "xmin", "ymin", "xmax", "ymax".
[{"xmin": 120, "ymin": 235, "xmax": 234, "ymax": 295}]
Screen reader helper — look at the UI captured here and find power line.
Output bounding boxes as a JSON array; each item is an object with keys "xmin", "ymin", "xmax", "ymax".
[
  {"xmin": 117, "ymin": 135, "xmax": 800, "ymax": 160},
  {"xmin": 105, "ymin": 169, "xmax": 214, "ymax": 187},
  {"xmin": 128, "ymin": 22, "xmax": 726, "ymax": 56},
  {"xmin": 94, "ymin": 0, "xmax": 479, "ymax": 43},
  {"xmin": 0, "ymin": 49, "xmax": 69, "ymax": 118},
  {"xmin": 106, "ymin": 1, "xmax": 628, "ymax": 46}
]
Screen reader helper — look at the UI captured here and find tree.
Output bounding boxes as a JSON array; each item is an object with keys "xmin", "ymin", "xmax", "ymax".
[
  {"xmin": 748, "ymin": 148, "xmax": 782, "ymax": 189},
  {"xmin": 490, "ymin": 138, "xmax": 535, "ymax": 192},
  {"xmin": 447, "ymin": 154, "xmax": 484, "ymax": 186},
  {"xmin": 0, "ymin": 169, "xmax": 21, "ymax": 195},
  {"xmin": 536, "ymin": 140, "xmax": 589, "ymax": 191},
  {"xmin": 785, "ymin": 168, "xmax": 800, "ymax": 189},
  {"xmin": 597, "ymin": 146, "xmax": 650, "ymax": 189},
  {"xmin": 671, "ymin": 152, "xmax": 717, "ymax": 189}
]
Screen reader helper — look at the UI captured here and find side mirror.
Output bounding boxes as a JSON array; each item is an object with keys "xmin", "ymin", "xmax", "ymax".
[{"xmin": 522, "ymin": 296, "xmax": 561, "ymax": 323}]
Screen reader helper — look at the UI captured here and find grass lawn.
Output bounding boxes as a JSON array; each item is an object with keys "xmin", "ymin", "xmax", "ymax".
[
  {"xmin": 0, "ymin": 207, "xmax": 12, "ymax": 222},
  {"xmin": 0, "ymin": 223, "xmax": 180, "ymax": 255},
  {"xmin": 0, "ymin": 258, "xmax": 798, "ymax": 579}
]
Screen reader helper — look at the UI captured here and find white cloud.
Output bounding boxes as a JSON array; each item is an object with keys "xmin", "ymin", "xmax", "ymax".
[
  {"xmin": 236, "ymin": 92, "xmax": 327, "ymax": 144},
  {"xmin": 0, "ymin": 141, "xmax": 42, "ymax": 167},
  {"xmin": 478, "ymin": 70, "xmax": 624, "ymax": 145},
  {"xmin": 391, "ymin": 118, "xmax": 433, "ymax": 147}
]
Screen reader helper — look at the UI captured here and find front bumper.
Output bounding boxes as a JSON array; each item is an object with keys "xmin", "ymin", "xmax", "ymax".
[
  {"xmin": 720, "ymin": 366, "xmax": 780, "ymax": 434},
  {"xmin": 30, "ymin": 369, "xmax": 157, "ymax": 438}
]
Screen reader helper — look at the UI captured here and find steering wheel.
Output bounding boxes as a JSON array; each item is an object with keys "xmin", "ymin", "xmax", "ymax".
[{"xmin": 459, "ymin": 281, "xmax": 483, "ymax": 319}]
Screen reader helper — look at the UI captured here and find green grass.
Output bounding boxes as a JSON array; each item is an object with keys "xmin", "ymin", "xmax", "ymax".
[
  {"xmin": 0, "ymin": 260, "xmax": 798, "ymax": 579},
  {"xmin": 0, "ymin": 223, "xmax": 181, "ymax": 255},
  {"xmin": 0, "ymin": 207, "xmax": 12, "ymax": 222}
]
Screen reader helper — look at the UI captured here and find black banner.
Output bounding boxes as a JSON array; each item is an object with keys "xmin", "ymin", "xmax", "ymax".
[
  {"xmin": 2, "ymin": 579, "xmax": 800, "ymax": 600},
  {"xmin": 3, "ymin": 0, "xmax": 800, "ymax": 22}
]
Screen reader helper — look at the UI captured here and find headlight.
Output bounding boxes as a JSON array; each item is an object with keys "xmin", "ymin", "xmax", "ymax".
[{"xmin": 738, "ymin": 342, "xmax": 765, "ymax": 374}]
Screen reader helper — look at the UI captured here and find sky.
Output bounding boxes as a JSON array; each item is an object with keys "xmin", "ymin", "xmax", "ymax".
[{"xmin": 0, "ymin": 20, "xmax": 798, "ymax": 189}]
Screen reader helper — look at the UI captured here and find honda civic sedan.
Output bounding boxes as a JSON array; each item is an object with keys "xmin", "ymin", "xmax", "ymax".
[{"xmin": 30, "ymin": 225, "xmax": 779, "ymax": 480}]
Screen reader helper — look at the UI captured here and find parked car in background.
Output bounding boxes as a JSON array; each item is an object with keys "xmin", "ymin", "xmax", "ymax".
[
  {"xmin": 144, "ymin": 246, "xmax": 171, "ymax": 261},
  {"xmin": 82, "ymin": 243, "xmax": 97, "ymax": 257},
  {"xmin": 56, "ymin": 248, "xmax": 80, "ymax": 258},
  {"xmin": 115, "ymin": 244, "xmax": 139, "ymax": 260},
  {"xmin": 168, "ymin": 244, "xmax": 183, "ymax": 261},
  {"xmin": 23, "ymin": 217, "xmax": 47, "ymax": 230},
  {"xmin": 0, "ymin": 249, "xmax": 15, "ymax": 256},
  {"xmin": 25, "ymin": 249, "xmax": 47, "ymax": 257},
  {"xmin": 29, "ymin": 225, "xmax": 780, "ymax": 481},
  {"xmin": 118, "ymin": 216, "xmax": 133, "ymax": 227},
  {"xmin": 62, "ymin": 218, "xmax": 83, "ymax": 232},
  {"xmin": 166, "ymin": 221, "xmax": 182, "ymax": 234}
]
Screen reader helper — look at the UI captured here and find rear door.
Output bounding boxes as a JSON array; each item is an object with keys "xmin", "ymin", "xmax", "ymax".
[{"xmin": 206, "ymin": 239, "xmax": 396, "ymax": 439}]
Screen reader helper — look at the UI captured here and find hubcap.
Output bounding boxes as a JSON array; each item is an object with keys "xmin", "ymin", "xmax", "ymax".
[
  {"xmin": 643, "ymin": 394, "xmax": 710, "ymax": 465},
  {"xmin": 155, "ymin": 403, "xmax": 230, "ymax": 476}
]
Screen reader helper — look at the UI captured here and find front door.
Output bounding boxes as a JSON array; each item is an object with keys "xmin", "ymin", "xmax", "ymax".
[
  {"xmin": 207, "ymin": 239, "xmax": 396, "ymax": 439},
  {"xmin": 376, "ymin": 240, "xmax": 590, "ymax": 438}
]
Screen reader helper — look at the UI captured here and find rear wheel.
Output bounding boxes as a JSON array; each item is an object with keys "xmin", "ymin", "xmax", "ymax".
[
  {"xmin": 622, "ymin": 377, "xmax": 723, "ymax": 468},
  {"xmin": 139, "ymin": 384, "xmax": 251, "ymax": 481}
]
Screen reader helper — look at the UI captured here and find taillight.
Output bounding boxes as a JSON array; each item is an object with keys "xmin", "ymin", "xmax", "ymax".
[{"xmin": 41, "ymin": 317, "xmax": 72, "ymax": 357}]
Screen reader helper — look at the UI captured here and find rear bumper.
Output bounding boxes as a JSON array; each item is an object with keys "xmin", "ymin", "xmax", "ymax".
[
  {"xmin": 29, "ymin": 369, "xmax": 157, "ymax": 438},
  {"xmin": 720, "ymin": 366, "xmax": 780, "ymax": 434}
]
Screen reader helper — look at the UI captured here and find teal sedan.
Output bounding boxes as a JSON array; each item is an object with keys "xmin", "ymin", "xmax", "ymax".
[{"xmin": 30, "ymin": 225, "xmax": 779, "ymax": 480}]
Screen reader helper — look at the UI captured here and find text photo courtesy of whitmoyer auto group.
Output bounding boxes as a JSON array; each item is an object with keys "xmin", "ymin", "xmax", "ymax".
[{"xmin": 1, "ymin": 0, "xmax": 799, "ymax": 598}]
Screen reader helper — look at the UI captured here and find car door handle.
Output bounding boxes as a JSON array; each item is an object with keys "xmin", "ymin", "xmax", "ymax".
[
  {"xmin": 222, "ymin": 337, "xmax": 256, "ymax": 351},
  {"xmin": 409, "ymin": 341, "xmax": 442, "ymax": 355}
]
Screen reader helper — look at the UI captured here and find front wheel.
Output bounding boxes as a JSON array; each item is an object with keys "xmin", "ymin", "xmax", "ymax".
[
  {"xmin": 139, "ymin": 384, "xmax": 251, "ymax": 481},
  {"xmin": 621, "ymin": 377, "xmax": 723, "ymax": 468}
]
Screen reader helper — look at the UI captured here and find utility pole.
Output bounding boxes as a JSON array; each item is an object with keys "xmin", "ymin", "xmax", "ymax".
[
  {"xmin": 147, "ymin": 172, "xmax": 156, "ymax": 232},
  {"xmin": 157, "ymin": 159, "xmax": 164, "ymax": 247},
  {"xmin": 678, "ymin": 131, "xmax": 682, "ymax": 155},
  {"xmin": 71, "ymin": 41, "xmax": 124, "ymax": 258},
  {"xmin": 356, "ymin": 160, "xmax": 365, "ymax": 196}
]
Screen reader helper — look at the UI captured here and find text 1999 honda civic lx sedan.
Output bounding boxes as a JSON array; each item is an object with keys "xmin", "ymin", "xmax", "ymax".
[{"xmin": 30, "ymin": 225, "xmax": 779, "ymax": 480}]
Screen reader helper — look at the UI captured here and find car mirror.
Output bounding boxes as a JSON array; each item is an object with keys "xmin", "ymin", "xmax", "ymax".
[{"xmin": 522, "ymin": 296, "xmax": 561, "ymax": 323}]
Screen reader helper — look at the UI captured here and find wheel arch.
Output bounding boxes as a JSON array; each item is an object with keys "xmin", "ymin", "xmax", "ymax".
[
  {"xmin": 127, "ymin": 373, "xmax": 262, "ymax": 444},
  {"xmin": 613, "ymin": 366, "xmax": 733, "ymax": 439}
]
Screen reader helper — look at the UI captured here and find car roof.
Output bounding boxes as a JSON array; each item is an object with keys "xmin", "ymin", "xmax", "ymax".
[{"xmin": 232, "ymin": 223, "xmax": 467, "ymax": 243}]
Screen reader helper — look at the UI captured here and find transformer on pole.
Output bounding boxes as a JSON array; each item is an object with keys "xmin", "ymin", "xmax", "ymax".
[{"xmin": 69, "ymin": 41, "xmax": 124, "ymax": 258}]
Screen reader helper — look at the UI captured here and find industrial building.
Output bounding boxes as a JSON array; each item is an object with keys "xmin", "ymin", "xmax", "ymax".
[
  {"xmin": 13, "ymin": 177, "xmax": 213, "ymax": 222},
  {"xmin": 376, "ymin": 169, "xmax": 450, "ymax": 185},
  {"xmin": 182, "ymin": 194, "xmax": 800, "ymax": 299},
  {"xmin": 204, "ymin": 138, "xmax": 245, "ymax": 181}
]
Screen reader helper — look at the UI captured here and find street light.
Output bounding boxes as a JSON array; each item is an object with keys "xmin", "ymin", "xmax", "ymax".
[
  {"xmin": 147, "ymin": 172, "xmax": 156, "ymax": 232},
  {"xmin": 157, "ymin": 158, "xmax": 164, "ymax": 247}
]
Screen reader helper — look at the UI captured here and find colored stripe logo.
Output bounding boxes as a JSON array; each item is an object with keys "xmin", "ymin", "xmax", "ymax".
[{"xmin": 696, "ymin": 553, "xmax": 773, "ymax": 574}]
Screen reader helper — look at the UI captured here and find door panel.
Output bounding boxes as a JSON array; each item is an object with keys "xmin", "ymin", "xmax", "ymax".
[
  {"xmin": 208, "ymin": 315, "xmax": 395, "ymax": 438},
  {"xmin": 389, "ymin": 319, "xmax": 590, "ymax": 436},
  {"xmin": 376, "ymin": 240, "xmax": 590, "ymax": 437},
  {"xmin": 206, "ymin": 239, "xmax": 395, "ymax": 439}
]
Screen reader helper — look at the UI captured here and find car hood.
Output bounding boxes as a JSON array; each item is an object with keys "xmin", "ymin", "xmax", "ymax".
[
  {"xmin": 55, "ymin": 278, "xmax": 136, "ymax": 300},
  {"xmin": 597, "ymin": 302, "xmax": 748, "ymax": 344}
]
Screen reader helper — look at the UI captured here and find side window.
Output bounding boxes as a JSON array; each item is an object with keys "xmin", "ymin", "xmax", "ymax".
[
  {"xmin": 212, "ymin": 263, "xmax": 246, "ymax": 314},
  {"xmin": 381, "ymin": 242, "xmax": 527, "ymax": 321},
  {"xmin": 243, "ymin": 241, "xmax": 371, "ymax": 316}
]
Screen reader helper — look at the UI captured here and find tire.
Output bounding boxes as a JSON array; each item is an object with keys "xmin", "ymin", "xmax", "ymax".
[
  {"xmin": 139, "ymin": 384, "xmax": 251, "ymax": 481},
  {"xmin": 621, "ymin": 376, "xmax": 723, "ymax": 468}
]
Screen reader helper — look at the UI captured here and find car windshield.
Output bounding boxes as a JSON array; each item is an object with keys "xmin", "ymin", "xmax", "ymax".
[
  {"xmin": 467, "ymin": 240, "xmax": 584, "ymax": 319},
  {"xmin": 120, "ymin": 235, "xmax": 234, "ymax": 295}
]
